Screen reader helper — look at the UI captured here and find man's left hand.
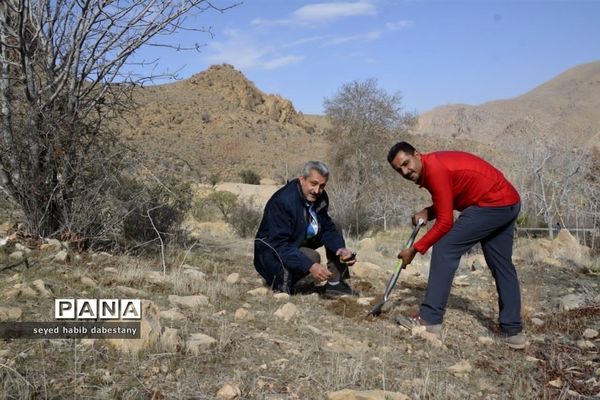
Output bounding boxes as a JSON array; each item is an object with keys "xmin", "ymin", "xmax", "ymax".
[
  {"xmin": 398, "ymin": 247, "xmax": 417, "ymax": 267},
  {"xmin": 336, "ymin": 248, "xmax": 357, "ymax": 266}
]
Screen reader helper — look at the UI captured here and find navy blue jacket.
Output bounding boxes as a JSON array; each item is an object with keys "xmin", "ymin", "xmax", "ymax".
[{"xmin": 254, "ymin": 179, "xmax": 345, "ymax": 279}]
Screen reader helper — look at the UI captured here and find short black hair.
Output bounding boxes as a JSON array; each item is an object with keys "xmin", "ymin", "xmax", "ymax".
[{"xmin": 387, "ymin": 141, "xmax": 416, "ymax": 163}]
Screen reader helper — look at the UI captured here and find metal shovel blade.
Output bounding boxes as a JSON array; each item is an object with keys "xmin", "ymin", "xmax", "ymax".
[{"xmin": 367, "ymin": 219, "xmax": 424, "ymax": 317}]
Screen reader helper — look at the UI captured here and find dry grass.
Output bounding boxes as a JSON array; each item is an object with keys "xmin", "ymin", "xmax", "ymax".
[{"xmin": 0, "ymin": 231, "xmax": 599, "ymax": 399}]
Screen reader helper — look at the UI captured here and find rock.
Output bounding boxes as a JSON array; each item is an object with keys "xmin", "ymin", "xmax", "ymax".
[
  {"xmin": 531, "ymin": 317, "xmax": 544, "ymax": 326},
  {"xmin": 553, "ymin": 229, "xmax": 590, "ymax": 266},
  {"xmin": 247, "ymin": 287, "xmax": 269, "ymax": 296},
  {"xmin": 107, "ymin": 301, "xmax": 161, "ymax": 353},
  {"xmin": 558, "ymin": 293, "xmax": 586, "ymax": 311},
  {"xmin": 234, "ymin": 308, "xmax": 254, "ymax": 321},
  {"xmin": 14, "ymin": 243, "xmax": 31, "ymax": 254},
  {"xmin": 273, "ymin": 303, "xmax": 298, "ymax": 321},
  {"xmin": 411, "ymin": 326, "xmax": 444, "ymax": 348},
  {"xmin": 358, "ymin": 237, "xmax": 377, "ymax": 253},
  {"xmin": 168, "ymin": 295, "xmax": 209, "ymax": 308},
  {"xmin": 273, "ymin": 292, "xmax": 290, "ymax": 300},
  {"xmin": 103, "ymin": 267, "xmax": 118, "ymax": 273},
  {"xmin": 216, "ymin": 383, "xmax": 241, "ymax": 400},
  {"xmin": 8, "ymin": 251, "xmax": 24, "ymax": 261},
  {"xmin": 115, "ymin": 286, "xmax": 147, "ymax": 297},
  {"xmin": 31, "ymin": 279, "xmax": 53, "ymax": 297},
  {"xmin": 144, "ymin": 271, "xmax": 166, "ymax": 284},
  {"xmin": 583, "ymin": 328, "xmax": 598, "ymax": 339},
  {"xmin": 328, "ymin": 389, "xmax": 410, "ymax": 400},
  {"xmin": 41, "ymin": 239, "xmax": 62, "ymax": 252},
  {"xmin": 548, "ymin": 378, "xmax": 563, "ymax": 388},
  {"xmin": 5, "ymin": 283, "xmax": 37, "ymax": 299},
  {"xmin": 186, "ymin": 333, "xmax": 217, "ymax": 355},
  {"xmin": 183, "ymin": 269, "xmax": 206, "ymax": 281},
  {"xmin": 452, "ymin": 275, "xmax": 470, "ymax": 287},
  {"xmin": 448, "ymin": 360, "xmax": 472, "ymax": 376},
  {"xmin": 80, "ymin": 276, "xmax": 98, "ymax": 288},
  {"xmin": 226, "ymin": 273, "xmax": 240, "ymax": 284},
  {"xmin": 478, "ymin": 336, "xmax": 494, "ymax": 345},
  {"xmin": 357, "ymin": 297, "xmax": 375, "ymax": 306},
  {"xmin": 351, "ymin": 261, "xmax": 384, "ymax": 279},
  {"xmin": 160, "ymin": 327, "xmax": 182, "ymax": 352},
  {"xmin": 160, "ymin": 308, "xmax": 186, "ymax": 321},
  {"xmin": 53, "ymin": 250, "xmax": 70, "ymax": 263},
  {"xmin": 576, "ymin": 340, "xmax": 595, "ymax": 350},
  {"xmin": 0, "ymin": 306, "xmax": 22, "ymax": 321}
]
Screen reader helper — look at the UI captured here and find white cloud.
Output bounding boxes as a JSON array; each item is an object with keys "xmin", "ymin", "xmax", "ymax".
[
  {"xmin": 385, "ymin": 20, "xmax": 414, "ymax": 31},
  {"xmin": 322, "ymin": 31, "xmax": 381, "ymax": 46},
  {"xmin": 251, "ymin": 18, "xmax": 293, "ymax": 27},
  {"xmin": 263, "ymin": 55, "xmax": 305, "ymax": 70},
  {"xmin": 204, "ymin": 30, "xmax": 303, "ymax": 70},
  {"xmin": 293, "ymin": 1, "xmax": 376, "ymax": 22}
]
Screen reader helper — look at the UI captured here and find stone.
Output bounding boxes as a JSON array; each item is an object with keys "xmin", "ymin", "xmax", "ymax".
[
  {"xmin": 351, "ymin": 261, "xmax": 384, "ymax": 279},
  {"xmin": 41, "ymin": 239, "xmax": 62, "ymax": 252},
  {"xmin": 80, "ymin": 276, "xmax": 98, "ymax": 288},
  {"xmin": 183, "ymin": 269, "xmax": 206, "ymax": 281},
  {"xmin": 216, "ymin": 383, "xmax": 241, "ymax": 400},
  {"xmin": 115, "ymin": 286, "xmax": 147, "ymax": 297},
  {"xmin": 558, "ymin": 293, "xmax": 586, "ymax": 311},
  {"xmin": 160, "ymin": 327, "xmax": 182, "ymax": 352},
  {"xmin": 328, "ymin": 389, "xmax": 409, "ymax": 400},
  {"xmin": 103, "ymin": 267, "xmax": 118, "ymax": 273},
  {"xmin": 168, "ymin": 294, "xmax": 209, "ymax": 308},
  {"xmin": 160, "ymin": 308, "xmax": 186, "ymax": 321},
  {"xmin": 226, "ymin": 273, "xmax": 240, "ymax": 284},
  {"xmin": 583, "ymin": 328, "xmax": 598, "ymax": 339},
  {"xmin": 576, "ymin": 340, "xmax": 595, "ymax": 350},
  {"xmin": 53, "ymin": 250, "xmax": 70, "ymax": 263},
  {"xmin": 144, "ymin": 271, "xmax": 166, "ymax": 284},
  {"xmin": 274, "ymin": 303, "xmax": 298, "ymax": 321},
  {"xmin": 247, "ymin": 287, "xmax": 269, "ymax": 296},
  {"xmin": 186, "ymin": 333, "xmax": 217, "ymax": 355},
  {"xmin": 234, "ymin": 308, "xmax": 254, "ymax": 321},
  {"xmin": 107, "ymin": 301, "xmax": 161, "ymax": 353},
  {"xmin": 477, "ymin": 336, "xmax": 494, "ymax": 345},
  {"xmin": 8, "ymin": 251, "xmax": 24, "ymax": 261},
  {"xmin": 531, "ymin": 317, "xmax": 544, "ymax": 326},
  {"xmin": 0, "ymin": 306, "xmax": 22, "ymax": 321},
  {"xmin": 273, "ymin": 293, "xmax": 290, "ymax": 300},
  {"xmin": 448, "ymin": 360, "xmax": 472, "ymax": 376},
  {"xmin": 32, "ymin": 279, "xmax": 53, "ymax": 297}
]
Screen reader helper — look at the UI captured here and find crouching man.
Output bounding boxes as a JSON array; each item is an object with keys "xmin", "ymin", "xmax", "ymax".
[{"xmin": 254, "ymin": 161, "xmax": 358, "ymax": 297}]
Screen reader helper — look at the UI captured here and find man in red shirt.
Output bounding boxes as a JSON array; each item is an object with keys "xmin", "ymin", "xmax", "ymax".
[{"xmin": 387, "ymin": 141, "xmax": 526, "ymax": 349}]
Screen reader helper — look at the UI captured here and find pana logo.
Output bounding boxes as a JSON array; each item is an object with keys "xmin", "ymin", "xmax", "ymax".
[{"xmin": 54, "ymin": 299, "xmax": 142, "ymax": 320}]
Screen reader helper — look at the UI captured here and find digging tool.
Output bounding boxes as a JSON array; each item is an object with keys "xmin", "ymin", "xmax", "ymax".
[{"xmin": 368, "ymin": 218, "xmax": 425, "ymax": 316}]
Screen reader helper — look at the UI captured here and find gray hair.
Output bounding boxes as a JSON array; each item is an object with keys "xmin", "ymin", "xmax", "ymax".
[{"xmin": 302, "ymin": 161, "xmax": 330, "ymax": 178}]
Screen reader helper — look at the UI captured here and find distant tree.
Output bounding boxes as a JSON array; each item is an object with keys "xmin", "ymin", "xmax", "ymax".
[
  {"xmin": 324, "ymin": 78, "xmax": 412, "ymax": 235},
  {"xmin": 207, "ymin": 190, "xmax": 238, "ymax": 220},
  {"xmin": 0, "ymin": 0, "xmax": 236, "ymax": 238},
  {"xmin": 239, "ymin": 169, "xmax": 261, "ymax": 185}
]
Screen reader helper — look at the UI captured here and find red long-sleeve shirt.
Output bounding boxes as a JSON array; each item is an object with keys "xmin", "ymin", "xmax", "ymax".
[{"xmin": 413, "ymin": 151, "xmax": 520, "ymax": 254}]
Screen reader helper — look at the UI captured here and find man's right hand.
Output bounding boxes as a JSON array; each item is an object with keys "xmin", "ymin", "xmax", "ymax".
[
  {"xmin": 309, "ymin": 263, "xmax": 332, "ymax": 282},
  {"xmin": 412, "ymin": 208, "xmax": 429, "ymax": 226}
]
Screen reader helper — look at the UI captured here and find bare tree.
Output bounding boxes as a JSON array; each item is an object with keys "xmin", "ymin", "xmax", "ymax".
[
  {"xmin": 0, "ymin": 0, "xmax": 236, "ymax": 238},
  {"xmin": 324, "ymin": 78, "xmax": 411, "ymax": 235}
]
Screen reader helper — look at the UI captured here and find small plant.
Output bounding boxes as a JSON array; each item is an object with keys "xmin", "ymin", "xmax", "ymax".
[
  {"xmin": 207, "ymin": 190, "xmax": 238, "ymax": 220},
  {"xmin": 239, "ymin": 169, "xmax": 261, "ymax": 185},
  {"xmin": 229, "ymin": 199, "xmax": 262, "ymax": 238}
]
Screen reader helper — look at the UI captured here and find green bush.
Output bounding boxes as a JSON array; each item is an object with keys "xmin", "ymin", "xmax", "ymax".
[
  {"xmin": 239, "ymin": 169, "xmax": 261, "ymax": 185},
  {"xmin": 229, "ymin": 199, "xmax": 262, "ymax": 238},
  {"xmin": 207, "ymin": 190, "xmax": 238, "ymax": 220}
]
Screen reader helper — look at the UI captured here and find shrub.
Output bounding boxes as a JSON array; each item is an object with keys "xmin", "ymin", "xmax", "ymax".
[
  {"xmin": 207, "ymin": 191, "xmax": 238, "ymax": 220},
  {"xmin": 229, "ymin": 199, "xmax": 262, "ymax": 238},
  {"xmin": 239, "ymin": 169, "xmax": 261, "ymax": 185}
]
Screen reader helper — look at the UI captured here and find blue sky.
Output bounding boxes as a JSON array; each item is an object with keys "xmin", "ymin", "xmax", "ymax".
[{"xmin": 137, "ymin": 0, "xmax": 600, "ymax": 115}]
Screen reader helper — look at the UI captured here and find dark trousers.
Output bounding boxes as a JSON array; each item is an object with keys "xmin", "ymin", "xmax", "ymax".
[
  {"xmin": 420, "ymin": 202, "xmax": 522, "ymax": 335},
  {"xmin": 284, "ymin": 247, "xmax": 349, "ymax": 293}
]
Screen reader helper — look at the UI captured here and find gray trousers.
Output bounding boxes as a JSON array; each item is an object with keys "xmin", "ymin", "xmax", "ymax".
[{"xmin": 420, "ymin": 203, "xmax": 522, "ymax": 335}]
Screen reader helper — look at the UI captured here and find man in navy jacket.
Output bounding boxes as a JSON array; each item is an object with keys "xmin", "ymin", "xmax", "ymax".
[{"xmin": 254, "ymin": 161, "xmax": 358, "ymax": 296}]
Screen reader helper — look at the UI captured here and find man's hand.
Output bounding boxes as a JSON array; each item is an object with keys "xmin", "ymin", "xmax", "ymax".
[
  {"xmin": 309, "ymin": 263, "xmax": 332, "ymax": 282},
  {"xmin": 336, "ymin": 248, "xmax": 357, "ymax": 266},
  {"xmin": 397, "ymin": 246, "xmax": 417, "ymax": 267},
  {"xmin": 412, "ymin": 208, "xmax": 429, "ymax": 226}
]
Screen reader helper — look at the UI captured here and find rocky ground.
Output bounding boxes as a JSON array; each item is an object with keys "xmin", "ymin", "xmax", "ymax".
[{"xmin": 0, "ymin": 225, "xmax": 599, "ymax": 399}]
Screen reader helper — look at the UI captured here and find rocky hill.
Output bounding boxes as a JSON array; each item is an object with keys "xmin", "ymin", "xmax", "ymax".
[
  {"xmin": 412, "ymin": 61, "xmax": 600, "ymax": 150},
  {"xmin": 118, "ymin": 64, "xmax": 330, "ymax": 182}
]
